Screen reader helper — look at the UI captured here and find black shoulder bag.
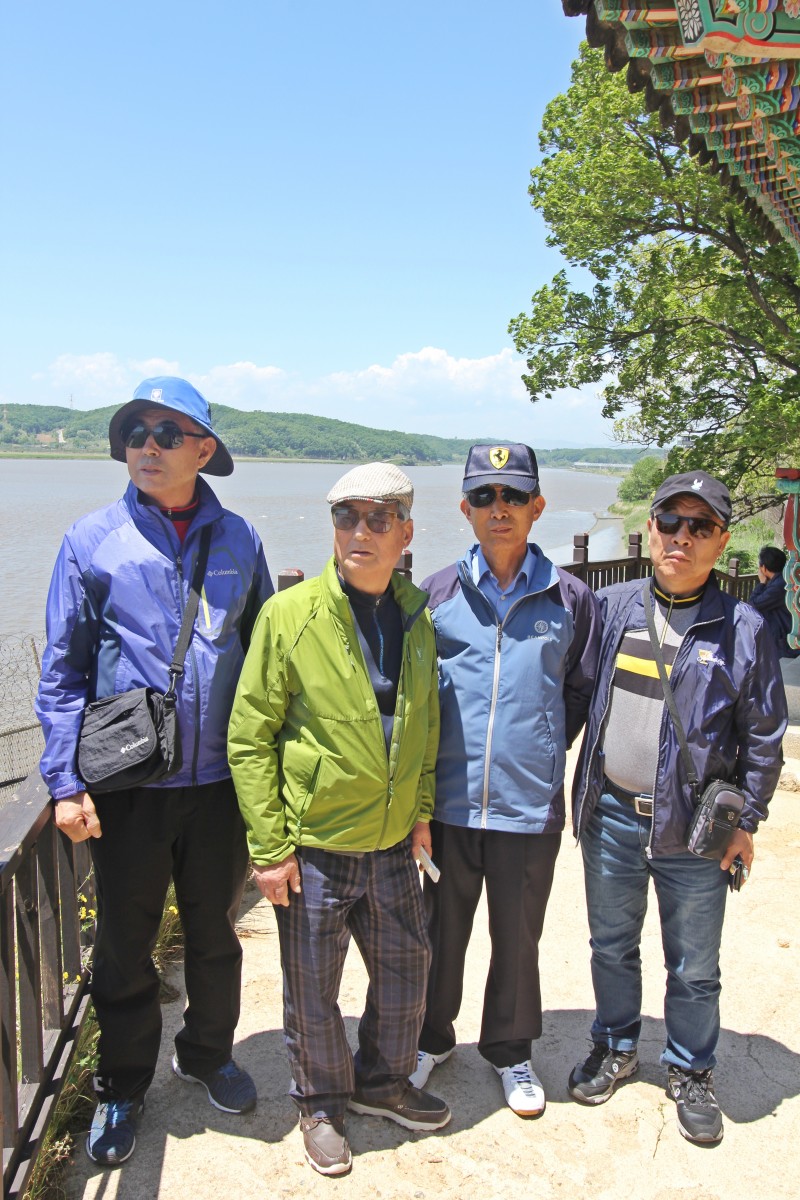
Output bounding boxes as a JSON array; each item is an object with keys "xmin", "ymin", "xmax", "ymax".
[
  {"xmin": 642, "ymin": 582, "xmax": 745, "ymax": 860},
  {"xmin": 76, "ymin": 527, "xmax": 212, "ymax": 793}
]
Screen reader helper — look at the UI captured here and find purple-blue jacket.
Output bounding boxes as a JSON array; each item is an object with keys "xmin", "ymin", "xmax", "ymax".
[
  {"xmin": 572, "ymin": 576, "xmax": 787, "ymax": 857},
  {"xmin": 36, "ymin": 477, "xmax": 273, "ymax": 799}
]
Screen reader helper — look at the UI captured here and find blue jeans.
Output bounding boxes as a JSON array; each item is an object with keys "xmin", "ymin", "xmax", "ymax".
[{"xmin": 581, "ymin": 791, "xmax": 729, "ymax": 1072}]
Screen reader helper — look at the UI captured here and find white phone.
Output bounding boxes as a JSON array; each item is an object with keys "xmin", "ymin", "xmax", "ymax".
[{"xmin": 417, "ymin": 846, "xmax": 441, "ymax": 883}]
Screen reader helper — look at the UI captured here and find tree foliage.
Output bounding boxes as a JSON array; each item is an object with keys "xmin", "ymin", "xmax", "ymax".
[
  {"xmin": 509, "ymin": 45, "xmax": 800, "ymax": 518},
  {"xmin": 617, "ymin": 454, "xmax": 665, "ymax": 502}
]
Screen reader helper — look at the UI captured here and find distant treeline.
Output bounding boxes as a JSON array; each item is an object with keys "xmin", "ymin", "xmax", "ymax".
[{"xmin": 0, "ymin": 403, "xmax": 654, "ymax": 467}]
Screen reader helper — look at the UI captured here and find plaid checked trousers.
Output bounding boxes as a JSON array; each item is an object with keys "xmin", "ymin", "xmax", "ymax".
[{"xmin": 274, "ymin": 837, "xmax": 430, "ymax": 1118}]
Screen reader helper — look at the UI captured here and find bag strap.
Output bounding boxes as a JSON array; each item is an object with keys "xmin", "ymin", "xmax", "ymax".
[
  {"xmin": 641, "ymin": 581, "xmax": 702, "ymax": 801},
  {"xmin": 166, "ymin": 526, "xmax": 212, "ymax": 696}
]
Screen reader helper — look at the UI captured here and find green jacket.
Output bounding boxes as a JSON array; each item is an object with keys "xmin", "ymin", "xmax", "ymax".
[{"xmin": 228, "ymin": 558, "xmax": 440, "ymax": 865}]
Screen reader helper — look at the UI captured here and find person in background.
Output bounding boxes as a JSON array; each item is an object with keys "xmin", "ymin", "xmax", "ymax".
[
  {"xmin": 749, "ymin": 545, "xmax": 799, "ymax": 659},
  {"xmin": 569, "ymin": 471, "xmax": 786, "ymax": 1145},
  {"xmin": 228, "ymin": 463, "xmax": 448, "ymax": 1178},
  {"xmin": 36, "ymin": 377, "xmax": 273, "ymax": 1167},
  {"xmin": 411, "ymin": 443, "xmax": 600, "ymax": 1118}
]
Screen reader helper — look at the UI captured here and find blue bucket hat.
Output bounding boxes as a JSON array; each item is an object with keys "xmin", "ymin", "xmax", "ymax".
[{"xmin": 108, "ymin": 376, "xmax": 234, "ymax": 476}]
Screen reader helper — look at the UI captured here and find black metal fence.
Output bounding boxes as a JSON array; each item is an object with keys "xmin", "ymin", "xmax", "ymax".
[{"xmin": 0, "ymin": 536, "xmax": 760, "ymax": 1195}]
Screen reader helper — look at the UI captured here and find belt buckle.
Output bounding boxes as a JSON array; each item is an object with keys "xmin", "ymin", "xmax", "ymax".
[{"xmin": 634, "ymin": 796, "xmax": 653, "ymax": 817}]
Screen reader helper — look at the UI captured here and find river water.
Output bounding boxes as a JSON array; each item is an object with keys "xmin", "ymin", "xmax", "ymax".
[{"xmin": 0, "ymin": 459, "xmax": 623, "ymax": 636}]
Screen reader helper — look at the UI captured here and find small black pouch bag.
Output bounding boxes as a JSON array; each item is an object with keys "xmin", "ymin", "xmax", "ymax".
[
  {"xmin": 643, "ymin": 583, "xmax": 744, "ymax": 861},
  {"xmin": 77, "ymin": 527, "xmax": 210, "ymax": 793},
  {"xmin": 77, "ymin": 687, "xmax": 180, "ymax": 791},
  {"xmin": 685, "ymin": 779, "xmax": 745, "ymax": 859}
]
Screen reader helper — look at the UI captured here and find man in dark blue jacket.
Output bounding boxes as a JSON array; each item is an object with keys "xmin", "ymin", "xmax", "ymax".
[
  {"xmin": 749, "ymin": 545, "xmax": 799, "ymax": 659},
  {"xmin": 36, "ymin": 377, "xmax": 273, "ymax": 1167},
  {"xmin": 569, "ymin": 471, "xmax": 786, "ymax": 1146},
  {"xmin": 410, "ymin": 443, "xmax": 600, "ymax": 1117}
]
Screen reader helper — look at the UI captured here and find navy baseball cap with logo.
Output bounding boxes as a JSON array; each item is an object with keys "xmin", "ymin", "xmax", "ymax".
[
  {"xmin": 651, "ymin": 470, "xmax": 732, "ymax": 528},
  {"xmin": 108, "ymin": 376, "xmax": 234, "ymax": 476},
  {"xmin": 462, "ymin": 443, "xmax": 539, "ymax": 493}
]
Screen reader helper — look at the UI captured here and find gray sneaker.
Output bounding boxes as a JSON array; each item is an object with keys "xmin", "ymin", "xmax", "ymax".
[
  {"xmin": 667, "ymin": 1066, "xmax": 724, "ymax": 1144},
  {"xmin": 568, "ymin": 1042, "xmax": 639, "ymax": 1105},
  {"xmin": 300, "ymin": 1114, "xmax": 352, "ymax": 1175},
  {"xmin": 348, "ymin": 1082, "xmax": 451, "ymax": 1131}
]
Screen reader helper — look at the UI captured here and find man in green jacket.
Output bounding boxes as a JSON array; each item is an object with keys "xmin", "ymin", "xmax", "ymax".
[{"xmin": 228, "ymin": 462, "xmax": 449, "ymax": 1177}]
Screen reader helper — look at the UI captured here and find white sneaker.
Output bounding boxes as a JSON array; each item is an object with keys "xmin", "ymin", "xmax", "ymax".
[
  {"xmin": 494, "ymin": 1060, "xmax": 546, "ymax": 1117},
  {"xmin": 409, "ymin": 1048, "xmax": 453, "ymax": 1089}
]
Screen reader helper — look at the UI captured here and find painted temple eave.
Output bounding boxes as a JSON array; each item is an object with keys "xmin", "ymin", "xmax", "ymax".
[{"xmin": 561, "ymin": 2, "xmax": 800, "ymax": 254}]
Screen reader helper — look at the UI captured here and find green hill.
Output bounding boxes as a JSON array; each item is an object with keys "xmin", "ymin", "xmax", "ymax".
[{"xmin": 0, "ymin": 403, "xmax": 653, "ymax": 467}]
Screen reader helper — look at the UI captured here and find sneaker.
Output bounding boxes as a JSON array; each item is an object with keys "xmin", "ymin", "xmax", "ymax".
[
  {"xmin": 172, "ymin": 1055, "xmax": 257, "ymax": 1114},
  {"xmin": 299, "ymin": 1114, "xmax": 352, "ymax": 1176},
  {"xmin": 85, "ymin": 1098, "xmax": 143, "ymax": 1166},
  {"xmin": 568, "ymin": 1042, "xmax": 639, "ymax": 1105},
  {"xmin": 493, "ymin": 1060, "xmax": 546, "ymax": 1117},
  {"xmin": 348, "ymin": 1082, "xmax": 451, "ymax": 1131},
  {"xmin": 409, "ymin": 1048, "xmax": 453, "ymax": 1089},
  {"xmin": 667, "ymin": 1066, "xmax": 724, "ymax": 1144}
]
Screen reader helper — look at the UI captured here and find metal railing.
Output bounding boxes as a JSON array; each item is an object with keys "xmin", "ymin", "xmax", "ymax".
[{"xmin": 0, "ymin": 536, "xmax": 760, "ymax": 1195}]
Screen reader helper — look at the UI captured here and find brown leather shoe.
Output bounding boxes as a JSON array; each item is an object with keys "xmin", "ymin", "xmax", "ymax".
[{"xmin": 299, "ymin": 1114, "xmax": 352, "ymax": 1175}]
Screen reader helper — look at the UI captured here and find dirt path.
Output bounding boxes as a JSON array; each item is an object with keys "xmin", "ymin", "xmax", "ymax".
[{"xmin": 66, "ymin": 756, "xmax": 800, "ymax": 1200}]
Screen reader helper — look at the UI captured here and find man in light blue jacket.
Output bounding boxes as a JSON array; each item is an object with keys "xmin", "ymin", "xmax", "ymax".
[
  {"xmin": 410, "ymin": 443, "xmax": 600, "ymax": 1117},
  {"xmin": 36, "ymin": 377, "xmax": 273, "ymax": 1167}
]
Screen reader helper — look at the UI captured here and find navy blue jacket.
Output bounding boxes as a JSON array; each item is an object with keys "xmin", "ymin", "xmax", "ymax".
[
  {"xmin": 36, "ymin": 477, "xmax": 273, "ymax": 799},
  {"xmin": 423, "ymin": 544, "xmax": 600, "ymax": 835},
  {"xmin": 572, "ymin": 576, "xmax": 787, "ymax": 856},
  {"xmin": 749, "ymin": 574, "xmax": 799, "ymax": 659}
]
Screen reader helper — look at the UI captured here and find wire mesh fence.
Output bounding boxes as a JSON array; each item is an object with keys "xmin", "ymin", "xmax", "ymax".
[{"xmin": 0, "ymin": 632, "xmax": 46, "ymax": 806}]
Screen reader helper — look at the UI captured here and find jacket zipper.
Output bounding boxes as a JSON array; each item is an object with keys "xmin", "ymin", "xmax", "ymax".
[
  {"xmin": 644, "ymin": 610, "xmax": 720, "ymax": 859},
  {"xmin": 471, "ymin": 583, "xmax": 531, "ymax": 830}
]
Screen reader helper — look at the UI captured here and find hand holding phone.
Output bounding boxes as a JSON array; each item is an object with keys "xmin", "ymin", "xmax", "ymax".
[{"xmin": 417, "ymin": 846, "xmax": 441, "ymax": 883}]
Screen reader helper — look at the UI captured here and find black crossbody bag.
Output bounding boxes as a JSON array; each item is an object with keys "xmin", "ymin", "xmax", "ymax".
[
  {"xmin": 77, "ymin": 527, "xmax": 211, "ymax": 793},
  {"xmin": 642, "ymin": 582, "xmax": 745, "ymax": 860}
]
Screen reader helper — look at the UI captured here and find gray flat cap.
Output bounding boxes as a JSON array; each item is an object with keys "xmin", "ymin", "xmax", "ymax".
[{"xmin": 326, "ymin": 462, "xmax": 414, "ymax": 511}]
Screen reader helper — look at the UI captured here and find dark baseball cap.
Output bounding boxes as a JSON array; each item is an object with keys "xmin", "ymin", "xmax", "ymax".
[
  {"xmin": 462, "ymin": 443, "xmax": 539, "ymax": 493},
  {"xmin": 651, "ymin": 470, "xmax": 731, "ymax": 528},
  {"xmin": 108, "ymin": 376, "xmax": 234, "ymax": 476}
]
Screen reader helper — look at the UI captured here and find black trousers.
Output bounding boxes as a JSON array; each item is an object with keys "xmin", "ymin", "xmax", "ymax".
[
  {"xmin": 419, "ymin": 821, "xmax": 561, "ymax": 1068},
  {"xmin": 89, "ymin": 778, "xmax": 249, "ymax": 1102}
]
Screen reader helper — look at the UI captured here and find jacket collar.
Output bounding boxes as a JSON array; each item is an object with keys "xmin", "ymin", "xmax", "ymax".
[
  {"xmin": 123, "ymin": 475, "xmax": 223, "ymax": 531},
  {"xmin": 321, "ymin": 557, "xmax": 428, "ymax": 626},
  {"xmin": 460, "ymin": 541, "xmax": 558, "ymax": 596}
]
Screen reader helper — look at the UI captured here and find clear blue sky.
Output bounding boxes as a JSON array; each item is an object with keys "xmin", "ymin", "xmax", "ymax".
[{"xmin": 1, "ymin": 2, "xmax": 611, "ymax": 446}]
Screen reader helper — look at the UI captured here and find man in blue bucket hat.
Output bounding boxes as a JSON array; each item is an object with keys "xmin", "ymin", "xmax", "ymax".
[{"xmin": 36, "ymin": 376, "xmax": 273, "ymax": 1166}]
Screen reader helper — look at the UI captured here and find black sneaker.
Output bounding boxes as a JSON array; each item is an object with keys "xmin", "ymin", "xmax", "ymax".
[
  {"xmin": 348, "ymin": 1082, "xmax": 451, "ymax": 1131},
  {"xmin": 299, "ymin": 1115, "xmax": 352, "ymax": 1176},
  {"xmin": 86, "ymin": 1098, "xmax": 143, "ymax": 1166},
  {"xmin": 172, "ymin": 1055, "xmax": 257, "ymax": 1113},
  {"xmin": 568, "ymin": 1042, "xmax": 639, "ymax": 1105},
  {"xmin": 667, "ymin": 1066, "xmax": 724, "ymax": 1144}
]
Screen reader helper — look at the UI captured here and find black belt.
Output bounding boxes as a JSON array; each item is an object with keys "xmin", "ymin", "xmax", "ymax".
[{"xmin": 604, "ymin": 778, "xmax": 653, "ymax": 817}]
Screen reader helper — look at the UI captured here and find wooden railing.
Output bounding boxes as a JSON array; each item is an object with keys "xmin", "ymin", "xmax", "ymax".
[
  {"xmin": 1, "ymin": 775, "xmax": 95, "ymax": 1199},
  {"xmin": 0, "ymin": 536, "xmax": 760, "ymax": 1195}
]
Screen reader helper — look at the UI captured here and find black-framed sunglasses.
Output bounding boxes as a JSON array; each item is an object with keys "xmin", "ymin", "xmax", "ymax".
[
  {"xmin": 123, "ymin": 420, "xmax": 207, "ymax": 451},
  {"xmin": 465, "ymin": 485, "xmax": 531, "ymax": 508},
  {"xmin": 330, "ymin": 505, "xmax": 407, "ymax": 534},
  {"xmin": 653, "ymin": 512, "xmax": 724, "ymax": 540}
]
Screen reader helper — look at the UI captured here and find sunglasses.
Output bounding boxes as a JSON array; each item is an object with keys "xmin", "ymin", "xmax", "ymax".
[
  {"xmin": 653, "ymin": 513, "xmax": 724, "ymax": 540},
  {"xmin": 331, "ymin": 505, "xmax": 408, "ymax": 534},
  {"xmin": 123, "ymin": 420, "xmax": 207, "ymax": 450},
  {"xmin": 465, "ymin": 485, "xmax": 531, "ymax": 508}
]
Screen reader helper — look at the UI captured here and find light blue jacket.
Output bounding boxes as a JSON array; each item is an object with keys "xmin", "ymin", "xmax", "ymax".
[
  {"xmin": 423, "ymin": 545, "xmax": 600, "ymax": 834},
  {"xmin": 36, "ymin": 477, "xmax": 273, "ymax": 799}
]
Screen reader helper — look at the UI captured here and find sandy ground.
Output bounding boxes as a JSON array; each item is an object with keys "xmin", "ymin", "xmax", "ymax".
[{"xmin": 64, "ymin": 740, "xmax": 800, "ymax": 1200}]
